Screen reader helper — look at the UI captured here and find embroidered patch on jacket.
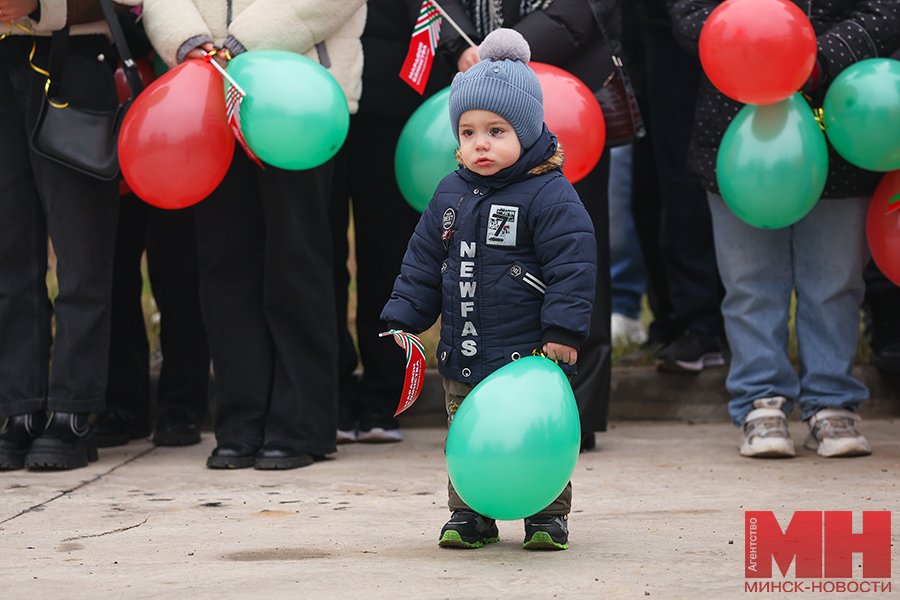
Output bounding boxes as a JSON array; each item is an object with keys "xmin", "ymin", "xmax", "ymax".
[{"xmin": 486, "ymin": 205, "xmax": 518, "ymax": 246}]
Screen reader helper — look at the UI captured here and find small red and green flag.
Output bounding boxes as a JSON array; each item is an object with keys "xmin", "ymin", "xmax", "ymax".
[
  {"xmin": 399, "ymin": 0, "xmax": 442, "ymax": 94},
  {"xmin": 381, "ymin": 330, "xmax": 427, "ymax": 416},
  {"xmin": 225, "ymin": 83, "xmax": 264, "ymax": 169}
]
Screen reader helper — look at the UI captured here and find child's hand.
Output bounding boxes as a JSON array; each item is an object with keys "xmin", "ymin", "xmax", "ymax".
[
  {"xmin": 391, "ymin": 332, "xmax": 406, "ymax": 349},
  {"xmin": 542, "ymin": 342, "xmax": 578, "ymax": 365},
  {"xmin": 457, "ymin": 47, "xmax": 480, "ymax": 72}
]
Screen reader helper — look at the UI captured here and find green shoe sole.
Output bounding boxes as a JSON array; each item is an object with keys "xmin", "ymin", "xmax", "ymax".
[
  {"xmin": 523, "ymin": 531, "xmax": 568, "ymax": 550},
  {"xmin": 438, "ymin": 530, "xmax": 500, "ymax": 549}
]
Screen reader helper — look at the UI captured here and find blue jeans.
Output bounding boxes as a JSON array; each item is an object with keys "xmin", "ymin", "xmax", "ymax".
[
  {"xmin": 708, "ymin": 194, "xmax": 870, "ymax": 426},
  {"xmin": 608, "ymin": 145, "xmax": 646, "ymax": 319}
]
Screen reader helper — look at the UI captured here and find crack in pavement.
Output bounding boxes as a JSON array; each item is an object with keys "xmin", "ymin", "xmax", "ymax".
[{"xmin": 0, "ymin": 446, "xmax": 158, "ymax": 526}]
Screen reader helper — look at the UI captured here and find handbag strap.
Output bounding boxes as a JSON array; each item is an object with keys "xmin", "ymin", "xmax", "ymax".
[
  {"xmin": 583, "ymin": 0, "xmax": 646, "ymax": 138},
  {"xmin": 583, "ymin": 0, "xmax": 626, "ymax": 81},
  {"xmin": 45, "ymin": 0, "xmax": 143, "ymax": 102}
]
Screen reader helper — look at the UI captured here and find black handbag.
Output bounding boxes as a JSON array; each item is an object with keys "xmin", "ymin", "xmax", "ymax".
[
  {"xmin": 585, "ymin": 0, "xmax": 646, "ymax": 148},
  {"xmin": 30, "ymin": 0, "xmax": 143, "ymax": 181}
]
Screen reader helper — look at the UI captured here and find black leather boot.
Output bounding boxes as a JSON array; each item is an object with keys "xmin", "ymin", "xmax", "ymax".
[
  {"xmin": 0, "ymin": 412, "xmax": 48, "ymax": 470},
  {"xmin": 25, "ymin": 412, "xmax": 98, "ymax": 470},
  {"xmin": 91, "ymin": 408, "xmax": 151, "ymax": 448},
  {"xmin": 153, "ymin": 407, "xmax": 201, "ymax": 447}
]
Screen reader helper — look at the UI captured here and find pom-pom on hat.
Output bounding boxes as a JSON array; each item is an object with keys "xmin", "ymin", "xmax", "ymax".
[{"xmin": 449, "ymin": 28, "xmax": 544, "ymax": 149}]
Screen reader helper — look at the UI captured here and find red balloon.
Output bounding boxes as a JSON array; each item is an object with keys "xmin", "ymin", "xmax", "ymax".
[
  {"xmin": 867, "ymin": 170, "xmax": 900, "ymax": 286},
  {"xmin": 119, "ymin": 60, "xmax": 235, "ymax": 209},
  {"xmin": 530, "ymin": 62, "xmax": 605, "ymax": 184},
  {"xmin": 114, "ymin": 57, "xmax": 157, "ymax": 104},
  {"xmin": 699, "ymin": 0, "xmax": 816, "ymax": 105}
]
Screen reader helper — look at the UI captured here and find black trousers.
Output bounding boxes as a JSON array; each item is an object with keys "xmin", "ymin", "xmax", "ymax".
[
  {"xmin": 194, "ymin": 151, "xmax": 338, "ymax": 456},
  {"xmin": 633, "ymin": 23, "xmax": 724, "ymax": 340},
  {"xmin": 0, "ymin": 44, "xmax": 119, "ymax": 418},
  {"xmin": 329, "ymin": 114, "xmax": 423, "ymax": 431},
  {"xmin": 571, "ymin": 151, "xmax": 613, "ymax": 434},
  {"xmin": 106, "ymin": 193, "xmax": 210, "ymax": 425}
]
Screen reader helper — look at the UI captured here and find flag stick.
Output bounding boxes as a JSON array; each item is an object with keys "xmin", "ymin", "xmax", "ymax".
[
  {"xmin": 429, "ymin": 0, "xmax": 478, "ymax": 49},
  {"xmin": 206, "ymin": 55, "xmax": 247, "ymax": 96}
]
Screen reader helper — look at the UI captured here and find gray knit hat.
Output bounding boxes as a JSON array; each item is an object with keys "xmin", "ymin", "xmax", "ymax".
[{"xmin": 449, "ymin": 28, "xmax": 544, "ymax": 149}]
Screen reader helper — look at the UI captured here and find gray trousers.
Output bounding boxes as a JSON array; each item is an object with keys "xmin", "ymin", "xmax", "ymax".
[{"xmin": 443, "ymin": 378, "xmax": 572, "ymax": 516}]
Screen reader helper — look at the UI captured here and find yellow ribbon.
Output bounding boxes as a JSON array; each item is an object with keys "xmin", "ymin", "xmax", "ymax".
[
  {"xmin": 812, "ymin": 107, "xmax": 826, "ymax": 131},
  {"xmin": 1, "ymin": 20, "xmax": 68, "ymax": 107}
]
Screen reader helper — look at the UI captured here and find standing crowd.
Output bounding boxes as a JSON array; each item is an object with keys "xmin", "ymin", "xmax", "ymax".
[{"xmin": 1, "ymin": 0, "xmax": 899, "ymax": 549}]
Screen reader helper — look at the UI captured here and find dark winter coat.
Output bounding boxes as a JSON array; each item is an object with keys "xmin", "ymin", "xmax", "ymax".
[
  {"xmin": 669, "ymin": 0, "xmax": 900, "ymax": 198},
  {"xmin": 436, "ymin": 0, "xmax": 622, "ymax": 92},
  {"xmin": 381, "ymin": 127, "xmax": 597, "ymax": 384}
]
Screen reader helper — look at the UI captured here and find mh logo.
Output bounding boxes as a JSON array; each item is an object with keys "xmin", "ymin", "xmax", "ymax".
[{"xmin": 745, "ymin": 511, "xmax": 891, "ymax": 579}]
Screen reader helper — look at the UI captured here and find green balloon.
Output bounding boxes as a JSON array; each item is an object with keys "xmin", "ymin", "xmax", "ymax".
[
  {"xmin": 824, "ymin": 58, "xmax": 900, "ymax": 172},
  {"xmin": 395, "ymin": 87, "xmax": 459, "ymax": 212},
  {"xmin": 227, "ymin": 50, "xmax": 349, "ymax": 170},
  {"xmin": 717, "ymin": 93, "xmax": 828, "ymax": 229},
  {"xmin": 152, "ymin": 53, "xmax": 169, "ymax": 77},
  {"xmin": 445, "ymin": 356, "xmax": 581, "ymax": 521}
]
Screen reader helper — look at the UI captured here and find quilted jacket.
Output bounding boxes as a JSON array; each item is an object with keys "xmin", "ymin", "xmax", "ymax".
[{"xmin": 381, "ymin": 126, "xmax": 597, "ymax": 384}]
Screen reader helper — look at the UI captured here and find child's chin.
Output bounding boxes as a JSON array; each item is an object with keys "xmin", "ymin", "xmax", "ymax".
[{"xmin": 473, "ymin": 166, "xmax": 499, "ymax": 176}]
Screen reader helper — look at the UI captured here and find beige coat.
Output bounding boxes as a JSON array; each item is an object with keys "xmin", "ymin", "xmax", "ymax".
[
  {"xmin": 141, "ymin": 0, "xmax": 366, "ymax": 113},
  {"xmin": 5, "ymin": 0, "xmax": 142, "ymax": 37}
]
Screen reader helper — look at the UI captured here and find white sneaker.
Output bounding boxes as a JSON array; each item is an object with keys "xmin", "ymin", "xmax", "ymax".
[
  {"xmin": 740, "ymin": 397, "xmax": 795, "ymax": 458},
  {"xmin": 804, "ymin": 408, "xmax": 872, "ymax": 457},
  {"xmin": 336, "ymin": 429, "xmax": 358, "ymax": 444},
  {"xmin": 356, "ymin": 427, "xmax": 403, "ymax": 443},
  {"xmin": 611, "ymin": 313, "xmax": 648, "ymax": 345}
]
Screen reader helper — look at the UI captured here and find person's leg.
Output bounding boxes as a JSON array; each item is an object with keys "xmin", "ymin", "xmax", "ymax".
[
  {"xmin": 327, "ymin": 143, "xmax": 363, "ymax": 442},
  {"xmin": 608, "ymin": 145, "xmax": 647, "ymax": 344},
  {"xmin": 94, "ymin": 193, "xmax": 152, "ymax": 447},
  {"xmin": 146, "ymin": 203, "xmax": 210, "ymax": 445},
  {"xmin": 571, "ymin": 151, "xmax": 612, "ymax": 445},
  {"xmin": 708, "ymin": 194, "xmax": 798, "ymax": 423},
  {"xmin": 0, "ymin": 59, "xmax": 51, "ymax": 421},
  {"xmin": 792, "ymin": 198, "xmax": 871, "ymax": 457},
  {"xmin": 644, "ymin": 24, "xmax": 724, "ymax": 370},
  {"xmin": 863, "ymin": 260, "xmax": 900, "ymax": 373},
  {"xmin": 0, "ymin": 60, "xmax": 52, "ymax": 470},
  {"xmin": 630, "ymin": 120, "xmax": 675, "ymax": 349},
  {"xmin": 708, "ymin": 193, "xmax": 798, "ymax": 458},
  {"xmin": 28, "ymin": 51, "xmax": 119, "ymax": 469},
  {"xmin": 348, "ymin": 116, "xmax": 422, "ymax": 441},
  {"xmin": 258, "ymin": 161, "xmax": 338, "ymax": 465},
  {"xmin": 195, "ymin": 152, "xmax": 272, "ymax": 468},
  {"xmin": 440, "ymin": 378, "xmax": 500, "ymax": 549}
]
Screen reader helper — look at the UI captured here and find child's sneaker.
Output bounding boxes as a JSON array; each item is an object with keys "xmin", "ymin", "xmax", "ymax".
[
  {"xmin": 523, "ymin": 514, "xmax": 569, "ymax": 550},
  {"xmin": 804, "ymin": 408, "xmax": 872, "ymax": 457},
  {"xmin": 438, "ymin": 510, "xmax": 499, "ymax": 548},
  {"xmin": 739, "ymin": 397, "xmax": 795, "ymax": 458}
]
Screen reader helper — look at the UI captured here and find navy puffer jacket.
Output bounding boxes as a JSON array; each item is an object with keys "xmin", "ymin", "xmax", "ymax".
[{"xmin": 381, "ymin": 126, "xmax": 597, "ymax": 384}]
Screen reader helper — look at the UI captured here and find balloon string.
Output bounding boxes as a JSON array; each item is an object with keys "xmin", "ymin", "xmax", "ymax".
[
  {"xmin": 204, "ymin": 48, "xmax": 246, "ymax": 96},
  {"xmin": 812, "ymin": 107, "xmax": 825, "ymax": 131},
  {"xmin": 2, "ymin": 21, "xmax": 69, "ymax": 107},
  {"xmin": 531, "ymin": 348, "xmax": 559, "ymax": 364}
]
